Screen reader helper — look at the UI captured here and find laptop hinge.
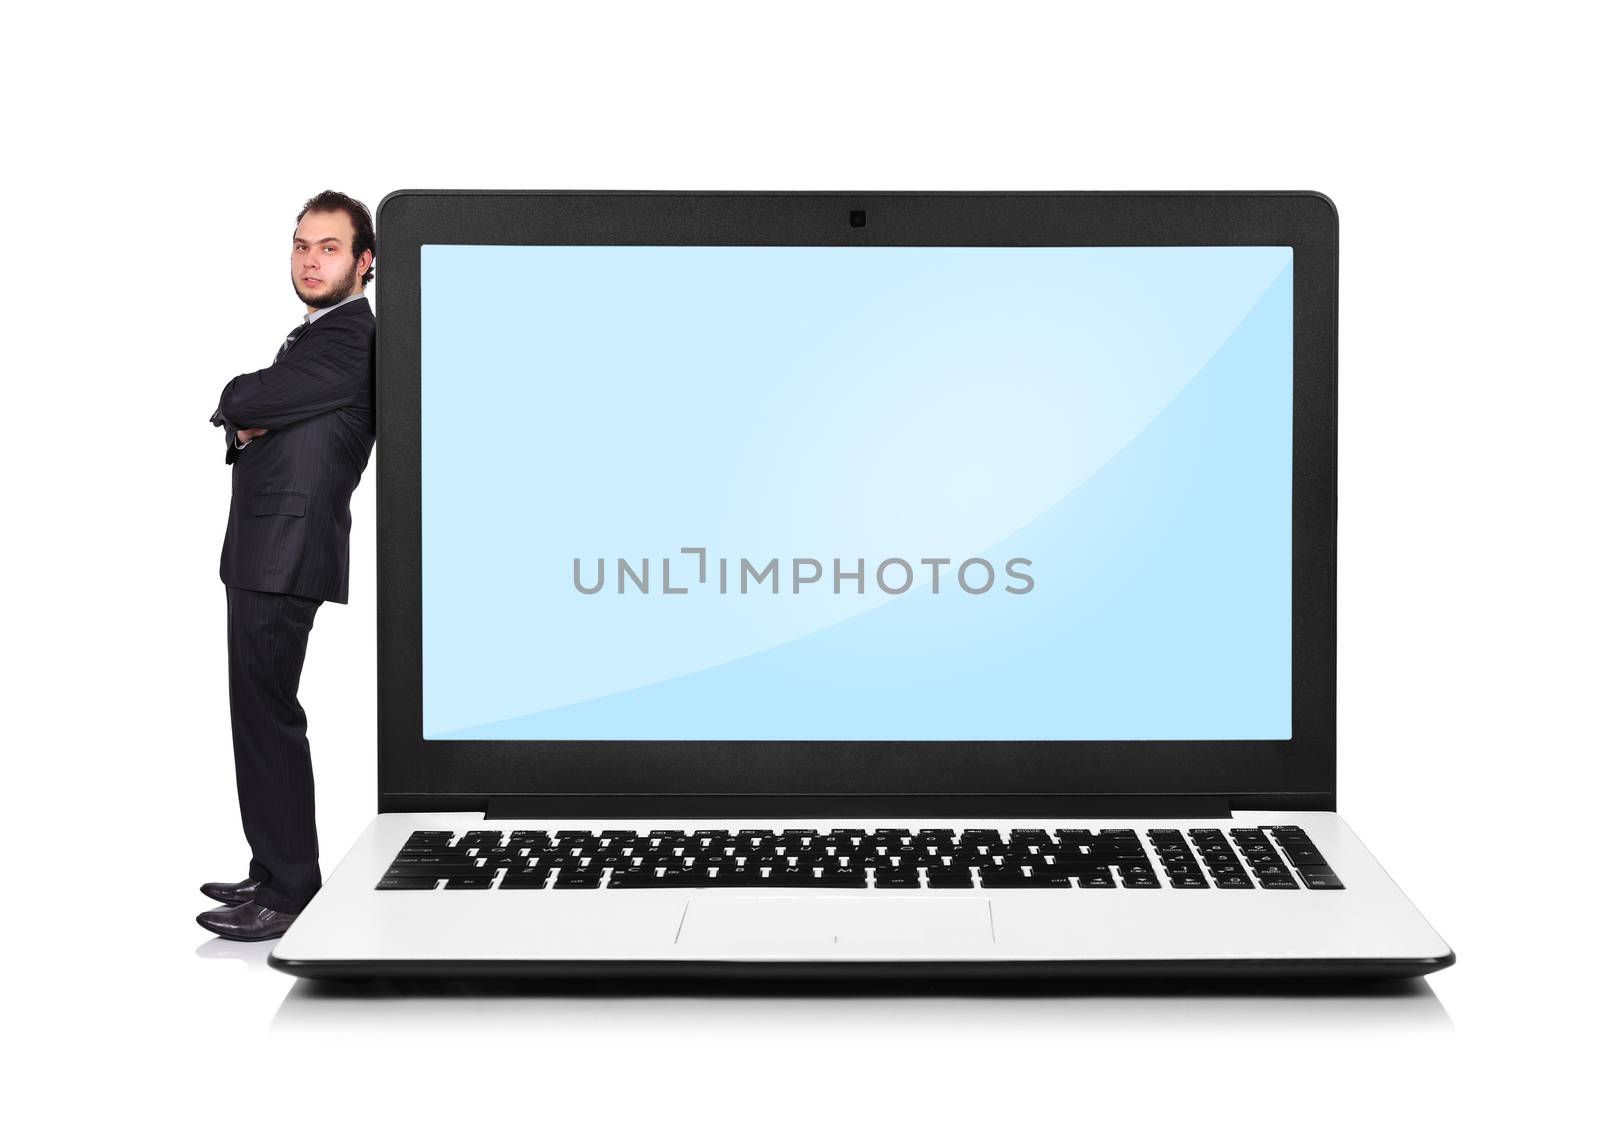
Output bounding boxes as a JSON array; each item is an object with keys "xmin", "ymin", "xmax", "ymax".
[{"xmin": 481, "ymin": 794, "xmax": 1235, "ymax": 821}]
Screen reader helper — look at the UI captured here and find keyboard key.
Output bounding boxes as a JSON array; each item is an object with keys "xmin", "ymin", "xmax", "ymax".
[
  {"xmin": 609, "ymin": 872, "xmax": 665, "ymax": 889},
  {"xmin": 1281, "ymin": 842, "xmax": 1327, "ymax": 857},
  {"xmin": 812, "ymin": 872, "xmax": 870, "ymax": 888},
  {"xmin": 499, "ymin": 873, "xmax": 550, "ymax": 890}
]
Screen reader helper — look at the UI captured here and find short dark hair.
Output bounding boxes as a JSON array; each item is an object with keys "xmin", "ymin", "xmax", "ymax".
[{"xmin": 296, "ymin": 190, "xmax": 376, "ymax": 286}]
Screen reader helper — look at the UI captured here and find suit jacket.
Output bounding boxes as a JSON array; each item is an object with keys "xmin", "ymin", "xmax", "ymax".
[{"xmin": 212, "ymin": 295, "xmax": 376, "ymax": 605}]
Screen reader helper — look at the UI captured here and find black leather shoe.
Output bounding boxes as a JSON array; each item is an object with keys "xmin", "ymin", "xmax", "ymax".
[
  {"xmin": 200, "ymin": 877, "xmax": 263, "ymax": 905},
  {"xmin": 196, "ymin": 900, "xmax": 299, "ymax": 942}
]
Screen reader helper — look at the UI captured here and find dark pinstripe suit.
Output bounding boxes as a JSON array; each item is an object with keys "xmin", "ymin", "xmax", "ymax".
[{"xmin": 210, "ymin": 294, "xmax": 376, "ymax": 912}]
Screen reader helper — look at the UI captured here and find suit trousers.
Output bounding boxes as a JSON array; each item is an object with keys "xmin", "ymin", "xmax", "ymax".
[{"xmin": 226, "ymin": 585, "xmax": 324, "ymax": 913}]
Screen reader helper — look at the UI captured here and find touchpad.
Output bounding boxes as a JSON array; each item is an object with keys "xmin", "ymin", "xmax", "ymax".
[{"xmin": 676, "ymin": 897, "xmax": 994, "ymax": 954}]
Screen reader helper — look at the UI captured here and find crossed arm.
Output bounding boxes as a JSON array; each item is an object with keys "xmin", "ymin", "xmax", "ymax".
[{"xmin": 212, "ymin": 319, "xmax": 373, "ymax": 436}]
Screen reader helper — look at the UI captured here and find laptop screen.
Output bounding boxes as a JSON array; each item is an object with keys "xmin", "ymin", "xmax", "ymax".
[{"xmin": 420, "ymin": 244, "xmax": 1292, "ymax": 743}]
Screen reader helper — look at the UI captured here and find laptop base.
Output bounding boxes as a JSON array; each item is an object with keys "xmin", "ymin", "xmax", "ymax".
[{"xmin": 268, "ymin": 811, "xmax": 1453, "ymax": 982}]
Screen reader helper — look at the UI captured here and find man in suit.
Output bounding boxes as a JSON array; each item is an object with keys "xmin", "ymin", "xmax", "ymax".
[{"xmin": 198, "ymin": 190, "xmax": 377, "ymax": 941}]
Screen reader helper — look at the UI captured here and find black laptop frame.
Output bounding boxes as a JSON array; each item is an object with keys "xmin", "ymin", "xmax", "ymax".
[{"xmin": 374, "ymin": 190, "xmax": 1337, "ymax": 816}]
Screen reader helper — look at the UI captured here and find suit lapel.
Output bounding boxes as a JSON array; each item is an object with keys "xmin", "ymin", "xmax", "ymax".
[{"xmin": 282, "ymin": 294, "xmax": 372, "ymax": 359}]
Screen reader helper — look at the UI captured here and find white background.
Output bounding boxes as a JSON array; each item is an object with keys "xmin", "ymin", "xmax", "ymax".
[{"xmin": 7, "ymin": 1, "xmax": 1595, "ymax": 1137}]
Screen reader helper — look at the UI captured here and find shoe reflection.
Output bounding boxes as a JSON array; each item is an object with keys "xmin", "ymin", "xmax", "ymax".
[{"xmin": 194, "ymin": 937, "xmax": 279, "ymax": 970}]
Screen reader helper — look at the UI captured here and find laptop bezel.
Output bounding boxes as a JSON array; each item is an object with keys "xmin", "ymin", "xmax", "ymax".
[{"xmin": 373, "ymin": 190, "xmax": 1337, "ymax": 814}]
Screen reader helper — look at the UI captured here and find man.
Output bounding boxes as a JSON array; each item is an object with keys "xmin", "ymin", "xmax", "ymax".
[{"xmin": 198, "ymin": 190, "xmax": 377, "ymax": 941}]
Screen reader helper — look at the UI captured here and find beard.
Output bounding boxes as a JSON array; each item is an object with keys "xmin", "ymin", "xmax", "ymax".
[{"xmin": 292, "ymin": 261, "xmax": 360, "ymax": 309}]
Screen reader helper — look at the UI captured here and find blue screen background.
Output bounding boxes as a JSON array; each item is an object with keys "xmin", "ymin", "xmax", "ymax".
[{"xmin": 421, "ymin": 245, "xmax": 1293, "ymax": 741}]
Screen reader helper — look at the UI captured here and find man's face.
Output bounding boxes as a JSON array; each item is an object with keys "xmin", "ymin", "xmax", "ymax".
[{"xmin": 290, "ymin": 209, "xmax": 368, "ymax": 308}]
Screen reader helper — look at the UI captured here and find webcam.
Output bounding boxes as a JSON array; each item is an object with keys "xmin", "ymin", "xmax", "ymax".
[{"xmin": 849, "ymin": 209, "xmax": 866, "ymax": 228}]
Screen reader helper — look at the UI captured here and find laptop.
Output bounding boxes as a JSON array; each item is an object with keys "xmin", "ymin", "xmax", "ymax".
[{"xmin": 268, "ymin": 190, "xmax": 1455, "ymax": 981}]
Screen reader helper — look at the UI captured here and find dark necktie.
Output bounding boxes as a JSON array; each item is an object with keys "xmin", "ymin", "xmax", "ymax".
[{"xmin": 275, "ymin": 316, "xmax": 310, "ymax": 363}]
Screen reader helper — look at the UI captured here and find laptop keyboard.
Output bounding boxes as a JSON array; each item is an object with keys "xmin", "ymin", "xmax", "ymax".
[{"xmin": 375, "ymin": 826, "xmax": 1344, "ymax": 891}]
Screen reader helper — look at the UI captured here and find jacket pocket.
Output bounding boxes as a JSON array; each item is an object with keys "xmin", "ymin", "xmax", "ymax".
[{"xmin": 249, "ymin": 491, "xmax": 308, "ymax": 517}]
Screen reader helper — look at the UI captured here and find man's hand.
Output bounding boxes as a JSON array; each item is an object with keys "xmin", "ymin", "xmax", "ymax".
[{"xmin": 237, "ymin": 427, "xmax": 271, "ymax": 444}]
